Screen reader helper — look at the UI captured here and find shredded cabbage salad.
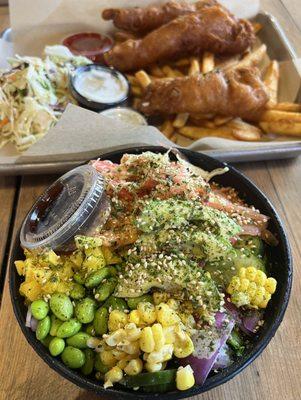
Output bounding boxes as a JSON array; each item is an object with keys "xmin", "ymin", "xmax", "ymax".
[{"xmin": 0, "ymin": 45, "xmax": 91, "ymax": 152}]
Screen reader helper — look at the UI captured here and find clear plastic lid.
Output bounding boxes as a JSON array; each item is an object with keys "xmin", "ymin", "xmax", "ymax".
[{"xmin": 20, "ymin": 165, "xmax": 111, "ymax": 251}]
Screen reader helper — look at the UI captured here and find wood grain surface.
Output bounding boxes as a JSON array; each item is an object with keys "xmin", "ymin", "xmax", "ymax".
[{"xmin": 0, "ymin": 2, "xmax": 301, "ymax": 400}]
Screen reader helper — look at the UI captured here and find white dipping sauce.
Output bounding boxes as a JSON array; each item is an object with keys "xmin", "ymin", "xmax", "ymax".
[
  {"xmin": 74, "ymin": 68, "xmax": 128, "ymax": 104},
  {"xmin": 100, "ymin": 107, "xmax": 147, "ymax": 126}
]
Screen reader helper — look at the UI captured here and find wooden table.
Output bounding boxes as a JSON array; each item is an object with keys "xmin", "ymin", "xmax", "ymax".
[{"xmin": 0, "ymin": 2, "xmax": 301, "ymax": 399}]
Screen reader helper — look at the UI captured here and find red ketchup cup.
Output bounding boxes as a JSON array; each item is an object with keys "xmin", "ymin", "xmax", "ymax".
[{"xmin": 63, "ymin": 32, "xmax": 113, "ymax": 63}]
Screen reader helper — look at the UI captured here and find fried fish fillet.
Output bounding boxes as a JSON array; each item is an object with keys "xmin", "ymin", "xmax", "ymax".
[
  {"xmin": 102, "ymin": 0, "xmax": 217, "ymax": 34},
  {"xmin": 104, "ymin": 6, "xmax": 255, "ymax": 72},
  {"xmin": 137, "ymin": 68, "xmax": 269, "ymax": 121}
]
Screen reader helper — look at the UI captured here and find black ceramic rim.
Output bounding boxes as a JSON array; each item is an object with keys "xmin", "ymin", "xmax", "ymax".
[
  {"xmin": 69, "ymin": 64, "xmax": 130, "ymax": 111},
  {"xmin": 9, "ymin": 146, "xmax": 293, "ymax": 400}
]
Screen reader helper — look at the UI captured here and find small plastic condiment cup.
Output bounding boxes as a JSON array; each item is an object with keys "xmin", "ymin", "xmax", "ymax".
[
  {"xmin": 62, "ymin": 32, "xmax": 113, "ymax": 63},
  {"xmin": 70, "ymin": 64, "xmax": 130, "ymax": 112},
  {"xmin": 99, "ymin": 107, "xmax": 148, "ymax": 126},
  {"xmin": 20, "ymin": 165, "xmax": 111, "ymax": 252}
]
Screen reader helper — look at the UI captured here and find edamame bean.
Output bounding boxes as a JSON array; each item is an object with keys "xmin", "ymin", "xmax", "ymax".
[
  {"xmin": 94, "ymin": 353, "xmax": 109, "ymax": 374},
  {"xmin": 127, "ymin": 294, "xmax": 153, "ymax": 310},
  {"xmin": 103, "ymin": 296, "xmax": 127, "ymax": 311},
  {"xmin": 74, "ymin": 272, "xmax": 85, "ymax": 285},
  {"xmin": 50, "ymin": 315, "xmax": 63, "ymax": 336},
  {"xmin": 93, "ymin": 307, "xmax": 108, "ymax": 336},
  {"xmin": 31, "ymin": 299, "xmax": 49, "ymax": 320},
  {"xmin": 61, "ymin": 346, "xmax": 85, "ymax": 369},
  {"xmin": 50, "ymin": 293, "xmax": 73, "ymax": 321},
  {"xmin": 66, "ymin": 332, "xmax": 90, "ymax": 349},
  {"xmin": 49, "ymin": 337, "xmax": 65, "ymax": 356},
  {"xmin": 81, "ymin": 349, "xmax": 95, "ymax": 376},
  {"xmin": 57, "ymin": 319, "xmax": 82, "ymax": 338},
  {"xmin": 70, "ymin": 283, "xmax": 86, "ymax": 300},
  {"xmin": 85, "ymin": 267, "xmax": 110, "ymax": 288},
  {"xmin": 41, "ymin": 335, "xmax": 52, "ymax": 347},
  {"xmin": 95, "ymin": 278, "xmax": 117, "ymax": 302},
  {"xmin": 75, "ymin": 298, "xmax": 96, "ymax": 324},
  {"xmin": 36, "ymin": 316, "xmax": 51, "ymax": 341},
  {"xmin": 85, "ymin": 324, "xmax": 95, "ymax": 336}
]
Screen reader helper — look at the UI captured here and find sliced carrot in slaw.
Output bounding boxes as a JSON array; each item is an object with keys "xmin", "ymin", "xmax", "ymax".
[{"xmin": 0, "ymin": 117, "xmax": 9, "ymax": 128}]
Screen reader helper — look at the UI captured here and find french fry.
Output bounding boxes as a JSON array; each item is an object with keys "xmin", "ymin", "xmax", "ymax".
[
  {"xmin": 260, "ymin": 109, "xmax": 301, "ymax": 123},
  {"xmin": 202, "ymin": 120, "xmax": 216, "ymax": 129},
  {"xmin": 173, "ymin": 113, "xmax": 189, "ymax": 128},
  {"xmin": 189, "ymin": 58, "xmax": 201, "ymax": 76},
  {"xmin": 260, "ymin": 121, "xmax": 301, "ymax": 137},
  {"xmin": 162, "ymin": 65, "xmax": 184, "ymax": 78},
  {"xmin": 252, "ymin": 22, "xmax": 262, "ymax": 34},
  {"xmin": 214, "ymin": 116, "xmax": 233, "ymax": 126},
  {"xmin": 225, "ymin": 44, "xmax": 267, "ymax": 71},
  {"xmin": 202, "ymin": 52, "xmax": 215, "ymax": 74},
  {"xmin": 132, "ymin": 98, "xmax": 140, "ymax": 109},
  {"xmin": 227, "ymin": 119, "xmax": 262, "ymax": 141},
  {"xmin": 131, "ymin": 85, "xmax": 142, "ymax": 97},
  {"xmin": 268, "ymin": 102, "xmax": 301, "ymax": 112},
  {"xmin": 135, "ymin": 70, "xmax": 152, "ymax": 88},
  {"xmin": 263, "ymin": 61, "xmax": 280, "ymax": 106},
  {"xmin": 160, "ymin": 120, "xmax": 174, "ymax": 138},
  {"xmin": 178, "ymin": 125, "xmax": 235, "ymax": 140},
  {"xmin": 218, "ymin": 55, "xmax": 240, "ymax": 71},
  {"xmin": 126, "ymin": 75, "xmax": 139, "ymax": 86},
  {"xmin": 150, "ymin": 65, "xmax": 165, "ymax": 78},
  {"xmin": 174, "ymin": 58, "xmax": 190, "ymax": 67}
]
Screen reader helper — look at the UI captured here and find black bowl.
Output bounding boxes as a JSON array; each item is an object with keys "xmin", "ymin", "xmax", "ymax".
[{"xmin": 9, "ymin": 146, "xmax": 292, "ymax": 400}]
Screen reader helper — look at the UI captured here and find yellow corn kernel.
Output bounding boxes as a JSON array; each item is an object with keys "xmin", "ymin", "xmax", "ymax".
[
  {"xmin": 129, "ymin": 310, "xmax": 143, "ymax": 326},
  {"xmin": 179, "ymin": 313, "xmax": 196, "ymax": 330},
  {"xmin": 112, "ymin": 349, "xmax": 127, "ymax": 361},
  {"xmin": 246, "ymin": 267, "xmax": 257, "ymax": 281},
  {"xmin": 239, "ymin": 267, "xmax": 246, "ymax": 279},
  {"xmin": 145, "ymin": 362, "xmax": 163, "ymax": 372},
  {"xmin": 118, "ymin": 340, "xmax": 140, "ymax": 355},
  {"xmin": 157, "ymin": 303, "xmax": 180, "ymax": 327},
  {"xmin": 153, "ymin": 291, "xmax": 170, "ymax": 305},
  {"xmin": 137, "ymin": 302, "xmax": 156, "ymax": 324},
  {"xmin": 108, "ymin": 310, "xmax": 128, "ymax": 332},
  {"xmin": 167, "ymin": 299, "xmax": 179, "ymax": 310},
  {"xmin": 258, "ymin": 292, "xmax": 272, "ymax": 309},
  {"xmin": 152, "ymin": 323, "xmax": 165, "ymax": 351},
  {"xmin": 252, "ymin": 287, "xmax": 266, "ymax": 307},
  {"xmin": 163, "ymin": 326, "xmax": 176, "ymax": 344},
  {"xmin": 100, "ymin": 350, "xmax": 117, "ymax": 367},
  {"xmin": 255, "ymin": 270, "xmax": 267, "ymax": 286},
  {"xmin": 104, "ymin": 366, "xmax": 123, "ymax": 387},
  {"xmin": 265, "ymin": 277, "xmax": 277, "ymax": 294},
  {"xmin": 239, "ymin": 278, "xmax": 250, "ymax": 292},
  {"xmin": 15, "ymin": 260, "xmax": 25, "ymax": 276},
  {"xmin": 104, "ymin": 329, "xmax": 126, "ymax": 347},
  {"xmin": 117, "ymin": 358, "xmax": 129, "ymax": 370},
  {"xmin": 227, "ymin": 276, "xmax": 241, "ymax": 295},
  {"xmin": 174, "ymin": 334, "xmax": 194, "ymax": 358},
  {"xmin": 140, "ymin": 327, "xmax": 155, "ymax": 353},
  {"xmin": 176, "ymin": 365, "xmax": 195, "ymax": 391},
  {"xmin": 147, "ymin": 344, "xmax": 174, "ymax": 364},
  {"xmin": 124, "ymin": 323, "xmax": 141, "ymax": 341},
  {"xmin": 246, "ymin": 282, "xmax": 257, "ymax": 298},
  {"xmin": 124, "ymin": 358, "xmax": 143, "ymax": 376}
]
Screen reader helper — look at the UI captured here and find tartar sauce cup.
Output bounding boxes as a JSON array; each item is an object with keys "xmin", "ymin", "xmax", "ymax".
[
  {"xmin": 20, "ymin": 165, "xmax": 111, "ymax": 252},
  {"xmin": 99, "ymin": 107, "xmax": 147, "ymax": 126},
  {"xmin": 70, "ymin": 64, "xmax": 130, "ymax": 111}
]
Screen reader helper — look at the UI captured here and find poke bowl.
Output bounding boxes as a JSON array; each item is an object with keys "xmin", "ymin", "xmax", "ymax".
[{"xmin": 9, "ymin": 146, "xmax": 292, "ymax": 399}]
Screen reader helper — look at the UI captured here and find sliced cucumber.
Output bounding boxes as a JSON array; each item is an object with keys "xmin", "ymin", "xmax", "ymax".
[
  {"xmin": 142, "ymin": 382, "xmax": 176, "ymax": 393},
  {"xmin": 121, "ymin": 369, "xmax": 176, "ymax": 388},
  {"xmin": 234, "ymin": 236, "xmax": 264, "ymax": 256},
  {"xmin": 205, "ymin": 248, "xmax": 266, "ymax": 289}
]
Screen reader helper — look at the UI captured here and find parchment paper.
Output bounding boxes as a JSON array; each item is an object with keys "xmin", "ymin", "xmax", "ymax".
[{"xmin": 0, "ymin": 0, "xmax": 300, "ymax": 166}]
